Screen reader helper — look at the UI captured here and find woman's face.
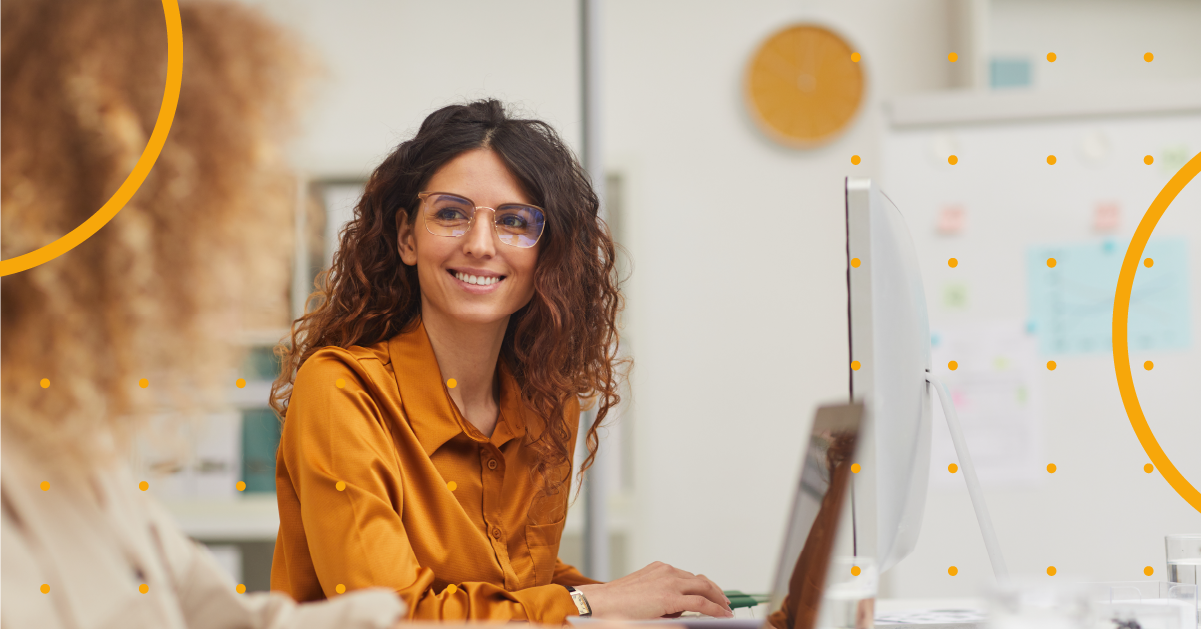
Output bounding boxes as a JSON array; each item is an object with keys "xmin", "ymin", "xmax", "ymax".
[{"xmin": 398, "ymin": 148, "xmax": 540, "ymax": 325}]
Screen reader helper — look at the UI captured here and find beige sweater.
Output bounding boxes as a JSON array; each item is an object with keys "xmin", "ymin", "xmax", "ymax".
[{"xmin": 1, "ymin": 436, "xmax": 405, "ymax": 629}]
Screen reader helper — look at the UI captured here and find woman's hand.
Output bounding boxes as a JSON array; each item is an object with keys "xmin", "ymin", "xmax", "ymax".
[{"xmin": 574, "ymin": 561, "xmax": 733, "ymax": 620}]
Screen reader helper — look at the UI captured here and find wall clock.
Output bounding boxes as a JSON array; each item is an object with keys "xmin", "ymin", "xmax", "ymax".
[{"xmin": 745, "ymin": 24, "xmax": 864, "ymax": 147}]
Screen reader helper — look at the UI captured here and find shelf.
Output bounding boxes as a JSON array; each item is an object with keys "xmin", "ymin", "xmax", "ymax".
[{"xmin": 162, "ymin": 495, "xmax": 280, "ymax": 542}]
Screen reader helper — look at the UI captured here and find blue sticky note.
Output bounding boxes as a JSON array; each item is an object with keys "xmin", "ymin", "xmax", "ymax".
[{"xmin": 1026, "ymin": 239, "xmax": 1190, "ymax": 356}]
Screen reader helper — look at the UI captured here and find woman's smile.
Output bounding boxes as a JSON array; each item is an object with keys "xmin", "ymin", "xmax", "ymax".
[{"xmin": 448, "ymin": 267, "xmax": 507, "ymax": 293}]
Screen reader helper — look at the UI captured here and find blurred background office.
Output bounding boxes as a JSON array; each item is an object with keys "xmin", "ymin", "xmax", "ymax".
[{"xmin": 143, "ymin": 0, "xmax": 1201, "ymax": 601}]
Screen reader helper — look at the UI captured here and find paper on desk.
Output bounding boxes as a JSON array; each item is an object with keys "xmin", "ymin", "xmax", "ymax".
[
  {"xmin": 875, "ymin": 608, "xmax": 987, "ymax": 624},
  {"xmin": 929, "ymin": 320, "xmax": 1042, "ymax": 488}
]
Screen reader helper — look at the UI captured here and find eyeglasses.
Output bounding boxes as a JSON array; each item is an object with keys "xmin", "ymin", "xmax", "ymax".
[{"xmin": 416, "ymin": 191, "xmax": 546, "ymax": 249}]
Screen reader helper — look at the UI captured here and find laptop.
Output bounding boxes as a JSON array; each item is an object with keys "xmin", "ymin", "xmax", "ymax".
[{"xmin": 573, "ymin": 402, "xmax": 864, "ymax": 629}]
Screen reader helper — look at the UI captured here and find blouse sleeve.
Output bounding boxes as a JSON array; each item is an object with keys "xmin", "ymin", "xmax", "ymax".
[
  {"xmin": 553, "ymin": 558, "xmax": 603, "ymax": 587},
  {"xmin": 145, "ymin": 499, "xmax": 404, "ymax": 629},
  {"xmin": 277, "ymin": 350, "xmax": 580, "ymax": 624}
]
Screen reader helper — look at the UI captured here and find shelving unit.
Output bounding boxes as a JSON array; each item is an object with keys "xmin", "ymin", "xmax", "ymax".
[{"xmin": 163, "ymin": 495, "xmax": 280, "ymax": 542}]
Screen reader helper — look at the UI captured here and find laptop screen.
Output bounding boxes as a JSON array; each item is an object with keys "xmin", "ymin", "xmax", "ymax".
[{"xmin": 765, "ymin": 403, "xmax": 863, "ymax": 629}]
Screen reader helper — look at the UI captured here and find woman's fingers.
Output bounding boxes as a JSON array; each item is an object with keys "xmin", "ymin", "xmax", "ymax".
[
  {"xmin": 696, "ymin": 574, "xmax": 730, "ymax": 605},
  {"xmin": 676, "ymin": 594, "xmax": 733, "ymax": 618},
  {"xmin": 675, "ymin": 575, "xmax": 731, "ymax": 611}
]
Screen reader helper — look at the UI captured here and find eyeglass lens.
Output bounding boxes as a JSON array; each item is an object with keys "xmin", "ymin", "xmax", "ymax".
[{"xmin": 424, "ymin": 193, "xmax": 544, "ymax": 248}]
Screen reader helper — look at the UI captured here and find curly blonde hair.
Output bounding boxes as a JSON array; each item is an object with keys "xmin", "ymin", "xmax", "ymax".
[{"xmin": 1, "ymin": 0, "xmax": 308, "ymax": 473}]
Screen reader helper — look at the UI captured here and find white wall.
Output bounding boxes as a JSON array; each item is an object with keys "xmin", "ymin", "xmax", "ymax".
[
  {"xmin": 239, "ymin": 0, "xmax": 583, "ymax": 176},
  {"xmin": 990, "ymin": 0, "xmax": 1201, "ymax": 89},
  {"xmin": 604, "ymin": 0, "xmax": 956, "ymax": 593}
]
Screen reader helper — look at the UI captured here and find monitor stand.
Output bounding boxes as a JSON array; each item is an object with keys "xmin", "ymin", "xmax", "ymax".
[{"xmin": 926, "ymin": 371, "xmax": 1009, "ymax": 581}]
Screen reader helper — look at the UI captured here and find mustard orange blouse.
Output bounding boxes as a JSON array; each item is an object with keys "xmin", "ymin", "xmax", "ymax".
[{"xmin": 271, "ymin": 320, "xmax": 598, "ymax": 622}]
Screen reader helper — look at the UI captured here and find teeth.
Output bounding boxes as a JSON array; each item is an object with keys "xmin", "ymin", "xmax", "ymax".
[{"xmin": 455, "ymin": 272, "xmax": 500, "ymax": 286}]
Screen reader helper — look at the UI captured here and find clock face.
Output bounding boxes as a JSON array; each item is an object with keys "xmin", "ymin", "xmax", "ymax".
[{"xmin": 745, "ymin": 24, "xmax": 864, "ymax": 147}]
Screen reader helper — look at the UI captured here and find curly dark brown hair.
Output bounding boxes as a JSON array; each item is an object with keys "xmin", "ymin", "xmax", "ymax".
[{"xmin": 272, "ymin": 100, "xmax": 625, "ymax": 491}]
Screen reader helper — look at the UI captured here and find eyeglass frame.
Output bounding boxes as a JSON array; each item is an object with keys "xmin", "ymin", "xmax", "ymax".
[{"xmin": 414, "ymin": 191, "xmax": 547, "ymax": 248}]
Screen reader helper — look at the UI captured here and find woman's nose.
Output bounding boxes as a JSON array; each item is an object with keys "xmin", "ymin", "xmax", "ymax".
[{"xmin": 462, "ymin": 209, "xmax": 497, "ymax": 257}]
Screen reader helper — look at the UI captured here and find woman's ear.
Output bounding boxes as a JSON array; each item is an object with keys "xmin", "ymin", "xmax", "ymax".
[{"xmin": 397, "ymin": 210, "xmax": 418, "ymax": 266}]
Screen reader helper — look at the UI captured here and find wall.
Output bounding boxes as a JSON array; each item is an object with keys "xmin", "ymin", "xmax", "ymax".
[
  {"xmin": 238, "ymin": 0, "xmax": 583, "ymax": 176},
  {"xmin": 990, "ymin": 0, "xmax": 1201, "ymax": 89},
  {"xmin": 603, "ymin": 0, "xmax": 956, "ymax": 593}
]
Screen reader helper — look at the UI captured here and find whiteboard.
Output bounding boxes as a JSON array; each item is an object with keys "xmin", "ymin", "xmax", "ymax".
[{"xmin": 878, "ymin": 86, "xmax": 1201, "ymax": 597}]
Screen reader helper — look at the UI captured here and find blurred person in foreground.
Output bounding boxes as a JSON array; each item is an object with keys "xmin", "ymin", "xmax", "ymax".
[{"xmin": 0, "ymin": 1, "xmax": 407, "ymax": 626}]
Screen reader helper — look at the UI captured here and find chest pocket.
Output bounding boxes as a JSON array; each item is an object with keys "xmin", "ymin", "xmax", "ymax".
[
  {"xmin": 525, "ymin": 519, "xmax": 566, "ymax": 586},
  {"xmin": 524, "ymin": 487, "xmax": 568, "ymax": 585}
]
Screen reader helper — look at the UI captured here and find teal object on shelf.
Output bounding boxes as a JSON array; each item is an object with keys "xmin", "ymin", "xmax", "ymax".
[{"xmin": 242, "ymin": 408, "xmax": 281, "ymax": 492}]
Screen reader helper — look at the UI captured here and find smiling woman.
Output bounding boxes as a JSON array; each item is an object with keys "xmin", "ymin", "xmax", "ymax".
[{"xmin": 269, "ymin": 100, "xmax": 734, "ymax": 622}]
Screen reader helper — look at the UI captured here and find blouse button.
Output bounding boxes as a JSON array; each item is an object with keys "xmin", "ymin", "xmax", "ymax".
[
  {"xmin": 492, "ymin": 527, "xmax": 502, "ymax": 539},
  {"xmin": 487, "ymin": 459, "xmax": 498, "ymax": 470}
]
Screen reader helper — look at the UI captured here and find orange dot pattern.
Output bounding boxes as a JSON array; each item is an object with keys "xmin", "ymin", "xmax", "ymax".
[
  {"xmin": 447, "ymin": 379, "xmax": 457, "ymax": 389},
  {"xmin": 851, "ymin": 155, "xmax": 861, "ymax": 165},
  {"xmin": 948, "ymin": 155, "xmax": 958, "ymax": 165},
  {"xmin": 1144, "ymin": 258, "xmax": 1154, "ymax": 268},
  {"xmin": 948, "ymin": 360, "xmax": 958, "ymax": 371},
  {"xmin": 1144, "ymin": 52, "xmax": 1154, "ymax": 62},
  {"xmin": 336, "ymin": 583, "xmax": 346, "ymax": 594},
  {"xmin": 40, "ymin": 481, "xmax": 49, "ymax": 491},
  {"xmin": 447, "ymin": 481, "xmax": 458, "ymax": 492},
  {"xmin": 1047, "ymin": 155, "xmax": 1057, "ymax": 165},
  {"xmin": 1047, "ymin": 566, "xmax": 1057, "ymax": 576},
  {"xmin": 1144, "ymin": 566, "xmax": 1155, "ymax": 576},
  {"xmin": 1047, "ymin": 361, "xmax": 1057, "ymax": 370},
  {"xmin": 1047, "ymin": 258, "xmax": 1057, "ymax": 268},
  {"xmin": 1144, "ymin": 360, "xmax": 1154, "ymax": 371},
  {"xmin": 948, "ymin": 566, "xmax": 959, "ymax": 576},
  {"xmin": 948, "ymin": 258, "xmax": 958, "ymax": 268},
  {"xmin": 850, "ymin": 463, "xmax": 861, "ymax": 474},
  {"xmin": 1145, "ymin": 463, "xmax": 1155, "ymax": 473},
  {"xmin": 447, "ymin": 584, "xmax": 459, "ymax": 594},
  {"xmin": 1046, "ymin": 52, "xmax": 1057, "ymax": 62},
  {"xmin": 851, "ymin": 360, "xmax": 861, "ymax": 371},
  {"xmin": 335, "ymin": 378, "xmax": 346, "ymax": 389},
  {"xmin": 850, "ymin": 258, "xmax": 861, "ymax": 268},
  {"xmin": 948, "ymin": 52, "xmax": 958, "ymax": 63},
  {"xmin": 139, "ymin": 584, "xmax": 149, "ymax": 594},
  {"xmin": 40, "ymin": 378, "xmax": 50, "ymax": 389},
  {"xmin": 336, "ymin": 481, "xmax": 347, "ymax": 491},
  {"xmin": 851, "ymin": 566, "xmax": 862, "ymax": 576},
  {"xmin": 236, "ymin": 584, "xmax": 247, "ymax": 593},
  {"xmin": 138, "ymin": 378, "xmax": 149, "ymax": 389},
  {"xmin": 851, "ymin": 52, "xmax": 861, "ymax": 63},
  {"xmin": 1047, "ymin": 463, "xmax": 1057, "ymax": 473},
  {"xmin": 40, "ymin": 584, "xmax": 50, "ymax": 594},
  {"xmin": 236, "ymin": 378, "xmax": 246, "ymax": 389},
  {"xmin": 236, "ymin": 481, "xmax": 247, "ymax": 492},
  {"xmin": 948, "ymin": 463, "xmax": 958, "ymax": 473},
  {"xmin": 1145, "ymin": 155, "xmax": 1155, "ymax": 165},
  {"xmin": 138, "ymin": 481, "xmax": 149, "ymax": 492}
]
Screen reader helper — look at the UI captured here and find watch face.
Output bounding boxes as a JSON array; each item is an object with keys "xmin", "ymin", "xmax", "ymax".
[{"xmin": 571, "ymin": 590, "xmax": 592, "ymax": 616}]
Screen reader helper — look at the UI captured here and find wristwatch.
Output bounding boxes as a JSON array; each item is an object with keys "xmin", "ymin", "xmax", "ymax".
[{"xmin": 564, "ymin": 585, "xmax": 592, "ymax": 617}]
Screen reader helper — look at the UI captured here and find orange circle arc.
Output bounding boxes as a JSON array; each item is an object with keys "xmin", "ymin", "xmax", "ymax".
[
  {"xmin": 1114, "ymin": 149, "xmax": 1201, "ymax": 512},
  {"xmin": 0, "ymin": 0, "xmax": 183, "ymax": 277}
]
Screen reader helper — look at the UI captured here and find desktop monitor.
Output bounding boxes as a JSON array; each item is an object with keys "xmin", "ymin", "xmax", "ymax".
[{"xmin": 845, "ymin": 177, "xmax": 933, "ymax": 575}]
